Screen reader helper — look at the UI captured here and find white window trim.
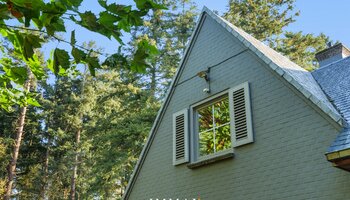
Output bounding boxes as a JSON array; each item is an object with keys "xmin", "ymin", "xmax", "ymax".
[
  {"xmin": 190, "ymin": 89, "xmax": 233, "ymax": 162},
  {"xmin": 190, "ymin": 82, "xmax": 253, "ymax": 163},
  {"xmin": 173, "ymin": 109, "xmax": 189, "ymax": 165}
]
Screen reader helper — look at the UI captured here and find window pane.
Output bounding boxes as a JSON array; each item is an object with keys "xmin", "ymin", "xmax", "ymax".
[
  {"xmin": 215, "ymin": 124, "xmax": 231, "ymax": 152},
  {"xmin": 199, "ymin": 130, "xmax": 214, "ymax": 156},
  {"xmin": 213, "ymin": 97, "xmax": 230, "ymax": 127},
  {"xmin": 198, "ymin": 104, "xmax": 213, "ymax": 133}
]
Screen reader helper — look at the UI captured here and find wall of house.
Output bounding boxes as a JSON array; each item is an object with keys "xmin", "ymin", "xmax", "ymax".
[{"xmin": 127, "ymin": 15, "xmax": 350, "ymax": 200}]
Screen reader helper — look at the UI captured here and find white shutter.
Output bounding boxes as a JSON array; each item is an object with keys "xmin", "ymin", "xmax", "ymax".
[
  {"xmin": 173, "ymin": 109, "xmax": 189, "ymax": 165},
  {"xmin": 229, "ymin": 82, "xmax": 254, "ymax": 147}
]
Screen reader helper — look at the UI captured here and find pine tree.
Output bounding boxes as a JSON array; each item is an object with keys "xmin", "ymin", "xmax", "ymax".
[
  {"xmin": 224, "ymin": 0, "xmax": 330, "ymax": 70},
  {"xmin": 224, "ymin": 0, "xmax": 299, "ymax": 42},
  {"xmin": 129, "ymin": 0, "xmax": 198, "ymax": 97}
]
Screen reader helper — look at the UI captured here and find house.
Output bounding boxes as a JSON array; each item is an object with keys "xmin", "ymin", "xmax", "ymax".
[{"xmin": 123, "ymin": 7, "xmax": 350, "ymax": 200}]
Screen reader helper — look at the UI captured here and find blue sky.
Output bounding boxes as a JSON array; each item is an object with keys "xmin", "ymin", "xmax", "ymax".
[
  {"xmin": 42, "ymin": 0, "xmax": 350, "ymax": 59},
  {"xmin": 193, "ymin": 0, "xmax": 350, "ymax": 47}
]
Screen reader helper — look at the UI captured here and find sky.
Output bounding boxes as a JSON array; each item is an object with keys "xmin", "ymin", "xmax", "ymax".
[
  {"xmin": 190, "ymin": 0, "xmax": 350, "ymax": 47},
  {"xmin": 42, "ymin": 0, "xmax": 350, "ymax": 59}
]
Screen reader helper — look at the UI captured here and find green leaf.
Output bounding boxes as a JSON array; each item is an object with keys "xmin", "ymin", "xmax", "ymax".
[
  {"xmin": 86, "ymin": 56, "xmax": 100, "ymax": 76},
  {"xmin": 2, "ymin": 63, "xmax": 27, "ymax": 85},
  {"xmin": 45, "ymin": 18, "xmax": 66, "ymax": 35},
  {"xmin": 27, "ymin": 96, "xmax": 40, "ymax": 107},
  {"xmin": 0, "ymin": 3, "xmax": 11, "ymax": 20},
  {"xmin": 135, "ymin": 0, "xmax": 166, "ymax": 10},
  {"xmin": 53, "ymin": 48, "xmax": 70, "ymax": 74},
  {"xmin": 71, "ymin": 30, "xmax": 76, "ymax": 45},
  {"xmin": 23, "ymin": 34, "xmax": 43, "ymax": 60},
  {"xmin": 102, "ymin": 53, "xmax": 128, "ymax": 68},
  {"xmin": 99, "ymin": 11, "xmax": 119, "ymax": 28},
  {"xmin": 130, "ymin": 38, "xmax": 158, "ymax": 73},
  {"xmin": 68, "ymin": 0, "xmax": 83, "ymax": 7},
  {"xmin": 79, "ymin": 11, "xmax": 99, "ymax": 30},
  {"xmin": 98, "ymin": 0, "xmax": 107, "ymax": 8},
  {"xmin": 27, "ymin": 55, "xmax": 46, "ymax": 80},
  {"xmin": 71, "ymin": 48, "xmax": 86, "ymax": 63}
]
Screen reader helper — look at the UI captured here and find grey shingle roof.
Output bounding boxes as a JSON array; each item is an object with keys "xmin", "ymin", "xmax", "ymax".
[
  {"xmin": 203, "ymin": 7, "xmax": 343, "ymax": 126},
  {"xmin": 312, "ymin": 57, "xmax": 350, "ymax": 153},
  {"xmin": 326, "ymin": 128, "xmax": 350, "ymax": 153}
]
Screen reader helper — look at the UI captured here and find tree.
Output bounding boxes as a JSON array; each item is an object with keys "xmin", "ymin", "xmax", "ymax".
[
  {"xmin": 0, "ymin": 0, "xmax": 164, "ymax": 110},
  {"xmin": 5, "ymin": 70, "xmax": 31, "ymax": 199},
  {"xmin": 275, "ymin": 32, "xmax": 330, "ymax": 70},
  {"xmin": 0, "ymin": 0, "xmax": 198, "ymax": 198},
  {"xmin": 129, "ymin": 0, "xmax": 197, "ymax": 98},
  {"xmin": 223, "ymin": 0, "xmax": 330, "ymax": 70},
  {"xmin": 224, "ymin": 0, "xmax": 299, "ymax": 42}
]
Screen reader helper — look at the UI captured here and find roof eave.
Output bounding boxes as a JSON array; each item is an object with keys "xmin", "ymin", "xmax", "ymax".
[{"xmin": 326, "ymin": 148, "xmax": 350, "ymax": 172}]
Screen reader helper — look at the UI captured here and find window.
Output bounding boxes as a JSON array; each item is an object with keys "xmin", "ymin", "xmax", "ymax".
[
  {"xmin": 197, "ymin": 96, "xmax": 231, "ymax": 156},
  {"xmin": 173, "ymin": 82, "xmax": 253, "ymax": 166}
]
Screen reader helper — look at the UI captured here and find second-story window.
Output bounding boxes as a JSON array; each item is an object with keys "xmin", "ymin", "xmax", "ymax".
[{"xmin": 197, "ymin": 96, "xmax": 231, "ymax": 156}]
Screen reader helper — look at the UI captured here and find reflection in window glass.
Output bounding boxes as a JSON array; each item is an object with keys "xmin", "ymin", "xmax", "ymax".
[{"xmin": 197, "ymin": 96, "xmax": 231, "ymax": 156}]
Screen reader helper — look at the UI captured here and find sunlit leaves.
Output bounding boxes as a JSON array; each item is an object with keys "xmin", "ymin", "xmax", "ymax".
[
  {"xmin": 131, "ymin": 37, "xmax": 158, "ymax": 72},
  {"xmin": 134, "ymin": 0, "xmax": 166, "ymax": 10},
  {"xmin": 27, "ymin": 54, "xmax": 46, "ymax": 80},
  {"xmin": 0, "ymin": 0, "xmax": 166, "ymax": 110},
  {"xmin": 2, "ymin": 65, "xmax": 27, "ymax": 85}
]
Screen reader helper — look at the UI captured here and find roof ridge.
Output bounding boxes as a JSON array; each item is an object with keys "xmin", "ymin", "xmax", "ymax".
[
  {"xmin": 313, "ymin": 56, "xmax": 350, "ymax": 71},
  {"xmin": 202, "ymin": 7, "xmax": 343, "ymax": 126}
]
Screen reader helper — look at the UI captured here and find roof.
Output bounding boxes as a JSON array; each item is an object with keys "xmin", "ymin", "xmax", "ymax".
[
  {"xmin": 208, "ymin": 8, "xmax": 343, "ymax": 126},
  {"xmin": 123, "ymin": 7, "xmax": 345, "ymax": 199},
  {"xmin": 312, "ymin": 56, "xmax": 350, "ymax": 153}
]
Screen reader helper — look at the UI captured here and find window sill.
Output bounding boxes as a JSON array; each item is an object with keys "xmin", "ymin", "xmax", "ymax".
[{"xmin": 187, "ymin": 149, "xmax": 235, "ymax": 169}]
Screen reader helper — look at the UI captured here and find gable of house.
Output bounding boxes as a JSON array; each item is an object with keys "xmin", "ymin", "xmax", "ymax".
[{"xmin": 123, "ymin": 7, "xmax": 350, "ymax": 200}]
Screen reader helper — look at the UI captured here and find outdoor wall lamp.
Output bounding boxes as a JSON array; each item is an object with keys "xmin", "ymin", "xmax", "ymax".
[
  {"xmin": 197, "ymin": 69, "xmax": 210, "ymax": 93},
  {"xmin": 197, "ymin": 70, "xmax": 210, "ymax": 81}
]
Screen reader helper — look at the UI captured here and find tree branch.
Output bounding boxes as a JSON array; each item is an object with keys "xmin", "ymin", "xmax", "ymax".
[{"xmin": 0, "ymin": 24, "xmax": 110, "ymax": 57}]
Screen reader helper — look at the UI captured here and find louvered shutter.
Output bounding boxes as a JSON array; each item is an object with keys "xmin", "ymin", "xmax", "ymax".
[
  {"xmin": 229, "ymin": 82, "xmax": 254, "ymax": 147},
  {"xmin": 173, "ymin": 109, "xmax": 189, "ymax": 165}
]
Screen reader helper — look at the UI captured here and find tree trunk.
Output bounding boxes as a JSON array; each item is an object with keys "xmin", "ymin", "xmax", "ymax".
[
  {"xmin": 4, "ymin": 76, "xmax": 31, "ymax": 200},
  {"xmin": 40, "ymin": 136, "xmax": 50, "ymax": 200},
  {"xmin": 150, "ymin": 65, "xmax": 157, "ymax": 97},
  {"xmin": 70, "ymin": 128, "xmax": 81, "ymax": 200}
]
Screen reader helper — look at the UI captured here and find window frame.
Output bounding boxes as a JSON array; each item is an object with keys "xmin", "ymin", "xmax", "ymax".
[
  {"xmin": 189, "ymin": 82, "xmax": 253, "ymax": 165},
  {"xmin": 190, "ymin": 89, "xmax": 234, "ymax": 163}
]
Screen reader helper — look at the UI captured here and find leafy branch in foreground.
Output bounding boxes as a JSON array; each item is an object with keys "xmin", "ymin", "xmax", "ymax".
[{"xmin": 0, "ymin": 0, "xmax": 165, "ymax": 110}]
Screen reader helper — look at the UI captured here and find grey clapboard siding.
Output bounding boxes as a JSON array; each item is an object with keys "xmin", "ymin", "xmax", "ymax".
[{"xmin": 127, "ymin": 13, "xmax": 350, "ymax": 200}]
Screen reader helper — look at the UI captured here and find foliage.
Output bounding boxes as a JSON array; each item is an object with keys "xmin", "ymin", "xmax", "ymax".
[
  {"xmin": 224, "ymin": 0, "xmax": 299, "ymax": 42},
  {"xmin": 198, "ymin": 97, "xmax": 231, "ymax": 156},
  {"xmin": 275, "ymin": 32, "xmax": 330, "ymax": 70},
  {"xmin": 223, "ymin": 0, "xmax": 330, "ymax": 70},
  {"xmin": 0, "ymin": 0, "xmax": 164, "ymax": 109},
  {"xmin": 128, "ymin": 0, "xmax": 197, "ymax": 97}
]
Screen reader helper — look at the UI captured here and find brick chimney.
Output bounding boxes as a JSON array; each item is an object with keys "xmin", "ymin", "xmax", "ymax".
[{"xmin": 315, "ymin": 43, "xmax": 350, "ymax": 67}]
